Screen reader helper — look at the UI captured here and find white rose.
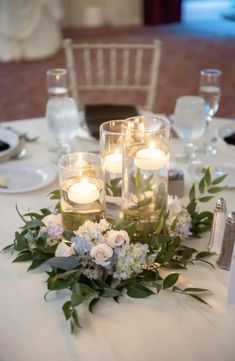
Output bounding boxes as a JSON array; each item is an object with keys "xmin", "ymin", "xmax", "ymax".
[
  {"xmin": 90, "ymin": 243, "xmax": 113, "ymax": 267},
  {"xmin": 55, "ymin": 242, "xmax": 75, "ymax": 257},
  {"xmin": 42, "ymin": 214, "xmax": 63, "ymax": 227},
  {"xmin": 106, "ymin": 230, "xmax": 130, "ymax": 248}
]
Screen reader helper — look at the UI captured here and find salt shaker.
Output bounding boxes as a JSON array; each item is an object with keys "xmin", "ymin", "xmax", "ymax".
[
  {"xmin": 208, "ymin": 197, "xmax": 227, "ymax": 254},
  {"xmin": 217, "ymin": 212, "xmax": 235, "ymax": 270}
]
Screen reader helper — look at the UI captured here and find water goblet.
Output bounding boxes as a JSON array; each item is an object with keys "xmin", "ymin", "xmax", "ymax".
[
  {"xmin": 199, "ymin": 68, "xmax": 222, "ymax": 154},
  {"xmin": 46, "ymin": 97, "xmax": 79, "ymax": 161},
  {"xmin": 173, "ymin": 96, "xmax": 207, "ymax": 162}
]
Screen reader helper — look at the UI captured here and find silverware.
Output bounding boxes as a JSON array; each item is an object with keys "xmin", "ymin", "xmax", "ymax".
[{"xmin": 4, "ymin": 126, "xmax": 39, "ymax": 142}]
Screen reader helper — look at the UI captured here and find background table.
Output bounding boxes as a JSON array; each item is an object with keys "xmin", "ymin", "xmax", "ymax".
[{"xmin": 1, "ymin": 117, "xmax": 235, "ymax": 361}]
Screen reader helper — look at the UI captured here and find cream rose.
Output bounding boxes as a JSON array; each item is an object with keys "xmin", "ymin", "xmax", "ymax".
[
  {"xmin": 90, "ymin": 243, "xmax": 113, "ymax": 267},
  {"xmin": 55, "ymin": 242, "xmax": 75, "ymax": 257},
  {"xmin": 106, "ymin": 230, "xmax": 130, "ymax": 248},
  {"xmin": 42, "ymin": 214, "xmax": 63, "ymax": 227}
]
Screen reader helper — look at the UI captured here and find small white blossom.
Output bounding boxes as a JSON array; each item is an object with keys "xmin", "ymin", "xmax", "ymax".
[
  {"xmin": 97, "ymin": 219, "xmax": 110, "ymax": 233},
  {"xmin": 106, "ymin": 230, "xmax": 130, "ymax": 248},
  {"xmin": 55, "ymin": 242, "xmax": 75, "ymax": 257},
  {"xmin": 90, "ymin": 243, "xmax": 113, "ymax": 267},
  {"xmin": 74, "ymin": 220, "xmax": 105, "ymax": 243},
  {"xmin": 167, "ymin": 195, "xmax": 192, "ymax": 239},
  {"xmin": 40, "ymin": 214, "xmax": 64, "ymax": 245}
]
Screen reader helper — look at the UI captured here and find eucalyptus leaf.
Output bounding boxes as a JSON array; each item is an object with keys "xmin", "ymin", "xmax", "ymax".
[
  {"xmin": 89, "ymin": 297, "xmax": 100, "ymax": 313},
  {"xmin": 162, "ymin": 273, "xmax": 180, "ymax": 290},
  {"xmin": 198, "ymin": 196, "xmax": 214, "ymax": 203},
  {"xmin": 195, "ymin": 251, "xmax": 212, "ymax": 259},
  {"xmin": 72, "ymin": 282, "xmax": 94, "ymax": 297},
  {"xmin": 71, "ymin": 308, "xmax": 81, "ymax": 328},
  {"xmin": 62, "ymin": 301, "xmax": 72, "ymax": 320},
  {"xmin": 187, "ymin": 293, "xmax": 211, "ymax": 307},
  {"xmin": 199, "ymin": 178, "xmax": 205, "ymax": 194},
  {"xmin": 204, "ymin": 167, "xmax": 211, "ymax": 186},
  {"xmin": 101, "ymin": 288, "xmax": 120, "ymax": 298},
  {"xmin": 183, "ymin": 287, "xmax": 212, "ymax": 294},
  {"xmin": 48, "ymin": 256, "xmax": 80, "ymax": 271},
  {"xmin": 49, "ymin": 189, "xmax": 61, "ymax": 200},
  {"xmin": 189, "ymin": 184, "xmax": 196, "ymax": 201},
  {"xmin": 207, "ymin": 186, "xmax": 226, "ymax": 194},
  {"xmin": 13, "ymin": 251, "xmax": 32, "ymax": 262},
  {"xmin": 127, "ymin": 282, "xmax": 155, "ymax": 298},
  {"xmin": 211, "ymin": 174, "xmax": 227, "ymax": 185}
]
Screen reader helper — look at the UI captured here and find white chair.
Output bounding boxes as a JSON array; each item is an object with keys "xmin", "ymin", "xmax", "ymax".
[{"xmin": 63, "ymin": 39, "xmax": 162, "ymax": 113}]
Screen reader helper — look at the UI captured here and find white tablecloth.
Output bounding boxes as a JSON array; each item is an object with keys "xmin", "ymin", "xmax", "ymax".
[{"xmin": 0, "ymin": 117, "xmax": 235, "ymax": 361}]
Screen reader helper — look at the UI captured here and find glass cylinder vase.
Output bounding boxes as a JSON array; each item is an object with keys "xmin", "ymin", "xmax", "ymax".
[
  {"xmin": 58, "ymin": 152, "xmax": 105, "ymax": 231},
  {"xmin": 100, "ymin": 119, "xmax": 126, "ymax": 218},
  {"xmin": 122, "ymin": 116, "xmax": 170, "ymax": 238}
]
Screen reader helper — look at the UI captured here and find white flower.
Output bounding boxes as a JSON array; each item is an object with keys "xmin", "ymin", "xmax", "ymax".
[
  {"xmin": 106, "ymin": 230, "xmax": 130, "ymax": 248},
  {"xmin": 97, "ymin": 219, "xmax": 110, "ymax": 233},
  {"xmin": 74, "ymin": 220, "xmax": 105, "ymax": 243},
  {"xmin": 42, "ymin": 214, "xmax": 63, "ymax": 228},
  {"xmin": 55, "ymin": 242, "xmax": 75, "ymax": 257},
  {"xmin": 90, "ymin": 243, "xmax": 113, "ymax": 267},
  {"xmin": 167, "ymin": 195, "xmax": 183, "ymax": 212},
  {"xmin": 167, "ymin": 196, "xmax": 192, "ymax": 239},
  {"xmin": 40, "ymin": 214, "xmax": 64, "ymax": 245}
]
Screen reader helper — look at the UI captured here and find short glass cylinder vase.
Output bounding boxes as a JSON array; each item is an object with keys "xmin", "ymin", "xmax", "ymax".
[
  {"xmin": 122, "ymin": 116, "xmax": 170, "ymax": 238},
  {"xmin": 100, "ymin": 120, "xmax": 126, "ymax": 217},
  {"xmin": 58, "ymin": 152, "xmax": 105, "ymax": 231}
]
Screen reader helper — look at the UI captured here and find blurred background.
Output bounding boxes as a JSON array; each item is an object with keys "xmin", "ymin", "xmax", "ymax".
[{"xmin": 0, "ymin": 0, "xmax": 235, "ymax": 121}]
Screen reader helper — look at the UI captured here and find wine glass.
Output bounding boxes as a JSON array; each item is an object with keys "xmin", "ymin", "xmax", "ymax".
[
  {"xmin": 199, "ymin": 68, "xmax": 222, "ymax": 154},
  {"xmin": 173, "ymin": 96, "xmax": 207, "ymax": 161},
  {"xmin": 46, "ymin": 97, "xmax": 79, "ymax": 161}
]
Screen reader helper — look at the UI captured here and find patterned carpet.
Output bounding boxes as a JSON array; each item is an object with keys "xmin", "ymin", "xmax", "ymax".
[{"xmin": 1, "ymin": 19, "xmax": 235, "ymax": 122}]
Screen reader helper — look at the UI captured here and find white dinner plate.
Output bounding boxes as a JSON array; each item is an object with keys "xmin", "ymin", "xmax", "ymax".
[
  {"xmin": 188, "ymin": 161, "xmax": 235, "ymax": 188},
  {"xmin": 0, "ymin": 128, "xmax": 19, "ymax": 159},
  {"xmin": 0, "ymin": 161, "xmax": 57, "ymax": 193},
  {"xmin": 217, "ymin": 123, "xmax": 235, "ymax": 149}
]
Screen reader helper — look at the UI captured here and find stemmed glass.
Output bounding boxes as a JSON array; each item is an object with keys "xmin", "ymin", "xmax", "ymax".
[
  {"xmin": 173, "ymin": 96, "xmax": 207, "ymax": 162},
  {"xmin": 46, "ymin": 68, "xmax": 79, "ymax": 160},
  {"xmin": 199, "ymin": 68, "xmax": 222, "ymax": 154}
]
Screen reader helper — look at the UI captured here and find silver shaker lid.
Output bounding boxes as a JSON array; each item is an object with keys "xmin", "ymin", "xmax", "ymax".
[
  {"xmin": 215, "ymin": 197, "xmax": 227, "ymax": 211},
  {"xmin": 226, "ymin": 212, "xmax": 235, "ymax": 224}
]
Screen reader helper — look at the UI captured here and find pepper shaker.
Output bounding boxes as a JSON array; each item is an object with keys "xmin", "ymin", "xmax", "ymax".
[
  {"xmin": 217, "ymin": 212, "xmax": 235, "ymax": 271},
  {"xmin": 208, "ymin": 197, "xmax": 227, "ymax": 254}
]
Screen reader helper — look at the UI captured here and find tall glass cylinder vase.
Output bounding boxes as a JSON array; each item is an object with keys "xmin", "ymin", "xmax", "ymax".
[
  {"xmin": 122, "ymin": 116, "xmax": 170, "ymax": 238},
  {"xmin": 58, "ymin": 152, "xmax": 105, "ymax": 231},
  {"xmin": 100, "ymin": 120, "xmax": 126, "ymax": 218}
]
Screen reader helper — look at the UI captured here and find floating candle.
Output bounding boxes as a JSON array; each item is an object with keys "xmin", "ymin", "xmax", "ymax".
[
  {"xmin": 134, "ymin": 143, "xmax": 168, "ymax": 171},
  {"xmin": 103, "ymin": 150, "xmax": 122, "ymax": 174},
  {"xmin": 68, "ymin": 178, "xmax": 99, "ymax": 204}
]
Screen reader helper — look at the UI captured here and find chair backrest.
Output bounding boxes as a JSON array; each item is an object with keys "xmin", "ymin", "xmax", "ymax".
[{"xmin": 63, "ymin": 39, "xmax": 162, "ymax": 113}]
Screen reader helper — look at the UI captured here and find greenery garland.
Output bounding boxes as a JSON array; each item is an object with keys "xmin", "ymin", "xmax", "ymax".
[{"xmin": 3, "ymin": 168, "xmax": 226, "ymax": 333}]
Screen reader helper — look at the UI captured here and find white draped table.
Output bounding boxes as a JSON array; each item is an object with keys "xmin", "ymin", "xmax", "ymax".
[{"xmin": 0, "ymin": 117, "xmax": 235, "ymax": 361}]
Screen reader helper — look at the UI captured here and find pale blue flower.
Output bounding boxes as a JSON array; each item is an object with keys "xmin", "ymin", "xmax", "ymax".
[{"xmin": 71, "ymin": 235, "xmax": 92, "ymax": 255}]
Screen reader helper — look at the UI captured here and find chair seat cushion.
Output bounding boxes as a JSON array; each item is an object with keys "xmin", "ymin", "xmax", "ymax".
[{"xmin": 85, "ymin": 104, "xmax": 139, "ymax": 139}]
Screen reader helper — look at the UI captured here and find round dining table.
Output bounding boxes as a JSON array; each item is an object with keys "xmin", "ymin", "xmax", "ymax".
[{"xmin": 0, "ymin": 116, "xmax": 235, "ymax": 361}]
